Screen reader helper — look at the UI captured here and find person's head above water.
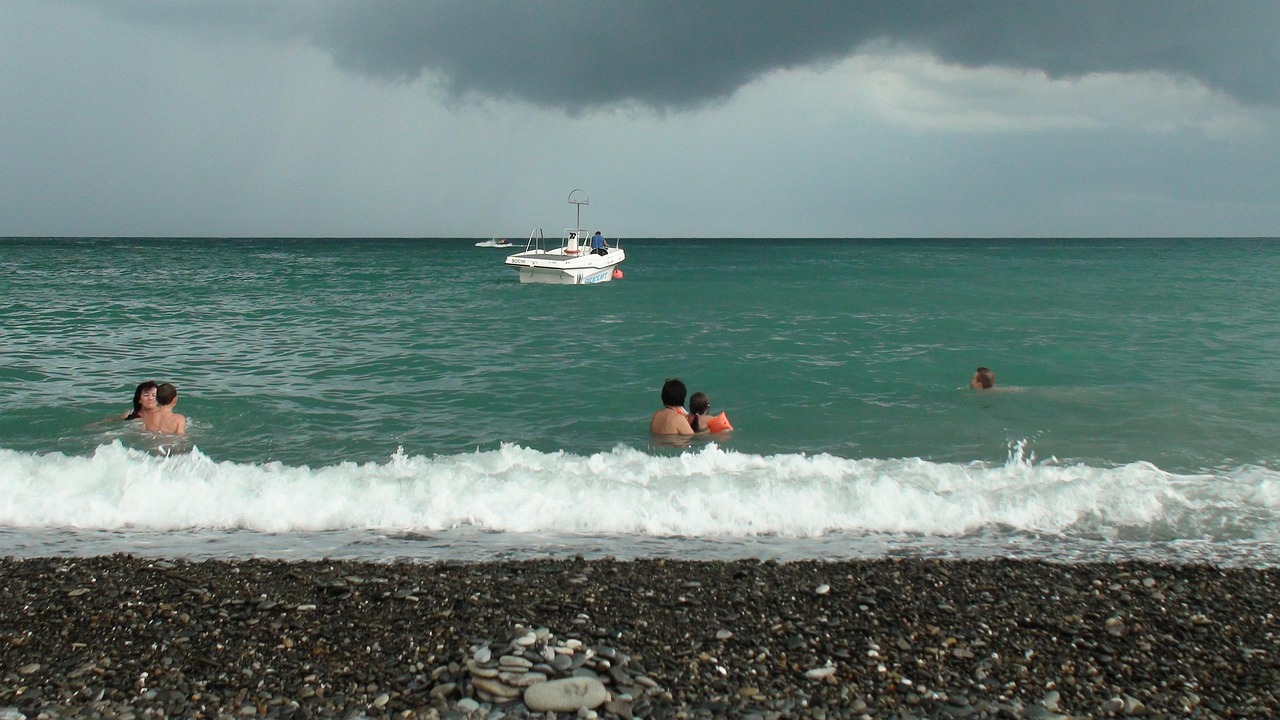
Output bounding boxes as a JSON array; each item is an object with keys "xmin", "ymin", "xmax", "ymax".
[
  {"xmin": 689, "ymin": 392, "xmax": 710, "ymax": 415},
  {"xmin": 970, "ymin": 367, "xmax": 995, "ymax": 389},
  {"xmin": 132, "ymin": 381, "xmax": 158, "ymax": 410},
  {"xmin": 129, "ymin": 381, "xmax": 159, "ymax": 418},
  {"xmin": 661, "ymin": 378, "xmax": 687, "ymax": 408},
  {"xmin": 155, "ymin": 382, "xmax": 179, "ymax": 407}
]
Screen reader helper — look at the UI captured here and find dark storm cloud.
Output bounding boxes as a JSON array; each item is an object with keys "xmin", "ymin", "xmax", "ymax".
[
  {"xmin": 97, "ymin": 1, "xmax": 1279, "ymax": 111},
  {"xmin": 286, "ymin": 0, "xmax": 1280, "ymax": 111}
]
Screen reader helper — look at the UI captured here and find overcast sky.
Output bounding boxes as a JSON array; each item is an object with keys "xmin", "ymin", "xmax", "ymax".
[{"xmin": 2, "ymin": 0, "xmax": 1278, "ymax": 238}]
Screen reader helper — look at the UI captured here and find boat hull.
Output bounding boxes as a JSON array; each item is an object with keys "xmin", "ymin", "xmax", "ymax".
[{"xmin": 505, "ymin": 248, "xmax": 625, "ymax": 285}]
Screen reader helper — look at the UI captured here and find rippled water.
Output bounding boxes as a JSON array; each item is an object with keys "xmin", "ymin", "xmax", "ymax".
[{"xmin": 2, "ymin": 237, "xmax": 1279, "ymax": 564}]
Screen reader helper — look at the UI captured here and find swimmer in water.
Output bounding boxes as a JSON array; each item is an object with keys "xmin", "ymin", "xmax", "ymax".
[
  {"xmin": 140, "ymin": 382, "xmax": 186, "ymax": 435},
  {"xmin": 124, "ymin": 381, "xmax": 159, "ymax": 420},
  {"xmin": 687, "ymin": 391, "xmax": 712, "ymax": 433},
  {"xmin": 970, "ymin": 366, "xmax": 995, "ymax": 389},
  {"xmin": 650, "ymin": 378, "xmax": 694, "ymax": 435}
]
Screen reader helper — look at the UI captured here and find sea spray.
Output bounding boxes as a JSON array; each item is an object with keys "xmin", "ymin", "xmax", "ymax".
[{"xmin": 1, "ymin": 442, "xmax": 1275, "ymax": 549}]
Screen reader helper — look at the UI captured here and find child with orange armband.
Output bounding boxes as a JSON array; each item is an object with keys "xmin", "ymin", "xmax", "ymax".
[{"xmin": 688, "ymin": 391, "xmax": 733, "ymax": 433}]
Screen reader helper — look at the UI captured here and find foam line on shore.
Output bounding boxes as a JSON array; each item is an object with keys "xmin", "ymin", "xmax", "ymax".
[{"xmin": 2, "ymin": 442, "xmax": 1278, "ymax": 544}]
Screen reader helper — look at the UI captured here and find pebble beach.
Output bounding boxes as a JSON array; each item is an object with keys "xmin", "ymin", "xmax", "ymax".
[{"xmin": 2, "ymin": 556, "xmax": 1277, "ymax": 719}]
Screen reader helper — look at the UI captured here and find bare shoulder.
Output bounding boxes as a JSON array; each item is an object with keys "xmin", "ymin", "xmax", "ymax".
[{"xmin": 650, "ymin": 408, "xmax": 693, "ymax": 435}]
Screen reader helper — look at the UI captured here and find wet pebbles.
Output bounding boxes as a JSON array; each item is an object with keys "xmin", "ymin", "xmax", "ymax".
[{"xmin": 0, "ymin": 556, "xmax": 1277, "ymax": 718}]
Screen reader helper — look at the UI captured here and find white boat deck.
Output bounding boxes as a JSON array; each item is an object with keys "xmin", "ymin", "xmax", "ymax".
[{"xmin": 504, "ymin": 191, "xmax": 625, "ymax": 284}]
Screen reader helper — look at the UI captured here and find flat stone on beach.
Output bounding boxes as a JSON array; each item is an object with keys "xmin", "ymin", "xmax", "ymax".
[
  {"xmin": 500, "ymin": 670, "xmax": 548, "ymax": 687},
  {"xmin": 524, "ymin": 677, "xmax": 608, "ymax": 712},
  {"xmin": 471, "ymin": 676, "xmax": 522, "ymax": 700},
  {"xmin": 805, "ymin": 664, "xmax": 837, "ymax": 680}
]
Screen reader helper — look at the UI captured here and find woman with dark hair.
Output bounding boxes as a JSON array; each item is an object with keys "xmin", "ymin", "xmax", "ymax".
[
  {"xmin": 123, "ymin": 381, "xmax": 159, "ymax": 421},
  {"xmin": 650, "ymin": 378, "xmax": 694, "ymax": 435}
]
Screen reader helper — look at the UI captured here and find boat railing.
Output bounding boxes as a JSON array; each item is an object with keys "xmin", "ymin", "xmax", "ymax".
[
  {"xmin": 519, "ymin": 227, "xmax": 622, "ymax": 255},
  {"xmin": 522, "ymin": 228, "xmax": 545, "ymax": 253},
  {"xmin": 567, "ymin": 229, "xmax": 622, "ymax": 254}
]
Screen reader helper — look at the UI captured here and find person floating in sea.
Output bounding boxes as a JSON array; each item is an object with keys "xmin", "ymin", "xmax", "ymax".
[
  {"xmin": 970, "ymin": 366, "xmax": 995, "ymax": 390},
  {"xmin": 590, "ymin": 231, "xmax": 609, "ymax": 256},
  {"xmin": 688, "ymin": 391, "xmax": 733, "ymax": 433},
  {"xmin": 650, "ymin": 378, "xmax": 694, "ymax": 435},
  {"xmin": 141, "ymin": 382, "xmax": 187, "ymax": 435},
  {"xmin": 123, "ymin": 380, "xmax": 159, "ymax": 420}
]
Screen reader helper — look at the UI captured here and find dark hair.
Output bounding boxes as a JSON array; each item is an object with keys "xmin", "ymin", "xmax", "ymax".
[
  {"xmin": 974, "ymin": 367, "xmax": 995, "ymax": 389},
  {"xmin": 127, "ymin": 381, "xmax": 158, "ymax": 420},
  {"xmin": 660, "ymin": 378, "xmax": 687, "ymax": 408},
  {"xmin": 156, "ymin": 383, "xmax": 178, "ymax": 407},
  {"xmin": 689, "ymin": 392, "xmax": 710, "ymax": 415}
]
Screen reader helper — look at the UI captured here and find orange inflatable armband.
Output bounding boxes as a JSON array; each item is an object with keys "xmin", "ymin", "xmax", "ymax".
[{"xmin": 707, "ymin": 412, "xmax": 733, "ymax": 433}]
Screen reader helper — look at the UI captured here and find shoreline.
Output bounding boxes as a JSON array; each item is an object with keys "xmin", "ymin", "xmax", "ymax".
[{"xmin": 1, "ymin": 556, "xmax": 1277, "ymax": 718}]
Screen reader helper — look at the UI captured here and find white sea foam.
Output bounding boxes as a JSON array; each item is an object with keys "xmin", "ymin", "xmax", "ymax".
[{"xmin": 1, "ymin": 441, "xmax": 1277, "ymax": 544}]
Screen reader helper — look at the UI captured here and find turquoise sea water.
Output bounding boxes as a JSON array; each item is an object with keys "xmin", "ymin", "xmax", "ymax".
[{"xmin": 2, "ymin": 237, "xmax": 1279, "ymax": 564}]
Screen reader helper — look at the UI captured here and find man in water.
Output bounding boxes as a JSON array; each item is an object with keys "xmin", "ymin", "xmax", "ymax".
[
  {"xmin": 970, "ymin": 367, "xmax": 995, "ymax": 389},
  {"xmin": 142, "ymin": 383, "xmax": 187, "ymax": 435},
  {"xmin": 650, "ymin": 378, "xmax": 694, "ymax": 435},
  {"xmin": 590, "ymin": 231, "xmax": 609, "ymax": 256}
]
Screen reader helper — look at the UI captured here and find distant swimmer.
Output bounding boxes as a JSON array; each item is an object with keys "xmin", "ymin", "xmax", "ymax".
[
  {"xmin": 688, "ymin": 391, "xmax": 733, "ymax": 433},
  {"xmin": 650, "ymin": 378, "xmax": 694, "ymax": 435},
  {"xmin": 970, "ymin": 367, "xmax": 995, "ymax": 390},
  {"xmin": 141, "ymin": 382, "xmax": 186, "ymax": 435},
  {"xmin": 123, "ymin": 380, "xmax": 158, "ymax": 420}
]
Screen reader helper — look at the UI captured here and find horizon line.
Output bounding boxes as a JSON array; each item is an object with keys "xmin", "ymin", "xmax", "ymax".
[{"xmin": 3, "ymin": 235, "xmax": 1277, "ymax": 241}]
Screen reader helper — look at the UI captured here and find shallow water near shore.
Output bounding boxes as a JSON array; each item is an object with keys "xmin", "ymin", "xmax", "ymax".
[{"xmin": 2, "ymin": 237, "xmax": 1279, "ymax": 565}]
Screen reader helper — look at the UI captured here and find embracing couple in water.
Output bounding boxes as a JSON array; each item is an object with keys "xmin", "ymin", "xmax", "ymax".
[
  {"xmin": 124, "ymin": 380, "xmax": 187, "ymax": 435},
  {"xmin": 649, "ymin": 377, "xmax": 733, "ymax": 436}
]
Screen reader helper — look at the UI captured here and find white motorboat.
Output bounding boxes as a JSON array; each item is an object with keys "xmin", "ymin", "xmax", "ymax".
[
  {"xmin": 504, "ymin": 190, "xmax": 625, "ymax": 285},
  {"xmin": 475, "ymin": 238, "xmax": 512, "ymax": 248}
]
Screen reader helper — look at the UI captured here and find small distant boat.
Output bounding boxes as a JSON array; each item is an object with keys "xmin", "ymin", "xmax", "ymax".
[
  {"xmin": 504, "ymin": 190, "xmax": 625, "ymax": 285},
  {"xmin": 475, "ymin": 238, "xmax": 512, "ymax": 248}
]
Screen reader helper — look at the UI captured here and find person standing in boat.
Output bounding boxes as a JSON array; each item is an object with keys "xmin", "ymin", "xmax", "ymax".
[{"xmin": 590, "ymin": 231, "xmax": 609, "ymax": 256}]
